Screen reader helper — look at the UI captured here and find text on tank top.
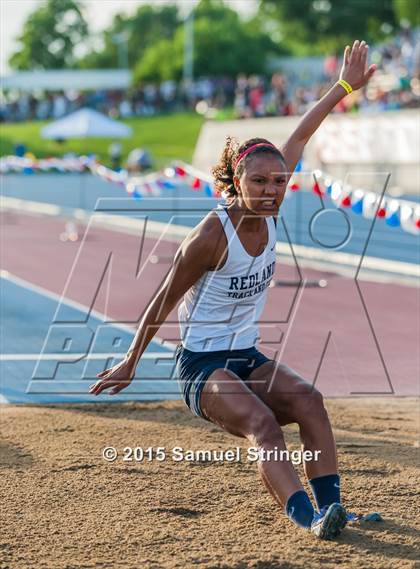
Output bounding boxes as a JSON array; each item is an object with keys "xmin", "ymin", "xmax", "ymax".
[{"xmin": 177, "ymin": 204, "xmax": 277, "ymax": 351}]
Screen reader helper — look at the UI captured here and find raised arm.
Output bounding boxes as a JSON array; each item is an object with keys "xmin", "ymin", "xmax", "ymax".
[
  {"xmin": 89, "ymin": 215, "xmax": 224, "ymax": 396},
  {"xmin": 281, "ymin": 40, "xmax": 377, "ymax": 176}
]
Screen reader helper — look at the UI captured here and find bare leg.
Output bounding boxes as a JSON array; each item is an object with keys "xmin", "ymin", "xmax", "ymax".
[
  {"xmin": 298, "ymin": 399, "xmax": 338, "ymax": 480},
  {"xmin": 246, "ymin": 362, "xmax": 338, "ymax": 481},
  {"xmin": 200, "ymin": 368, "xmax": 303, "ymax": 508}
]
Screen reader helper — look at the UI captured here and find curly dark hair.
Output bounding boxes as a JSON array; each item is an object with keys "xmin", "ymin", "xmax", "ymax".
[{"xmin": 212, "ymin": 136, "xmax": 286, "ymax": 199}]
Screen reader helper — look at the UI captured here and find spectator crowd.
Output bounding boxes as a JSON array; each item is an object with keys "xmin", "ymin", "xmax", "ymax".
[{"xmin": 1, "ymin": 27, "xmax": 418, "ymax": 123}]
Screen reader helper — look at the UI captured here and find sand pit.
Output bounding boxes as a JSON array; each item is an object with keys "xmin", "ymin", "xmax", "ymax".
[{"xmin": 1, "ymin": 398, "xmax": 419, "ymax": 569}]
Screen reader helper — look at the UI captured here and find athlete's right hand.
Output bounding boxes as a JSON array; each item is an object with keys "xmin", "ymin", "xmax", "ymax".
[{"xmin": 89, "ymin": 358, "xmax": 136, "ymax": 396}]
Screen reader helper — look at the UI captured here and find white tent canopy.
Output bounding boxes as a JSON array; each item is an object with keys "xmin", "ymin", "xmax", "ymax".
[{"xmin": 41, "ymin": 108, "xmax": 132, "ymax": 139}]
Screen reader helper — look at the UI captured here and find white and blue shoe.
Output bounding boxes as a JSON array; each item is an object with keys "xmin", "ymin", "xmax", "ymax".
[
  {"xmin": 346, "ymin": 511, "xmax": 382, "ymax": 523},
  {"xmin": 346, "ymin": 511, "xmax": 360, "ymax": 523},
  {"xmin": 311, "ymin": 503, "xmax": 347, "ymax": 540}
]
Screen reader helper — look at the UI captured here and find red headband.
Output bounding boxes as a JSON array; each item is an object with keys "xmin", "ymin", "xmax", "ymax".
[{"xmin": 233, "ymin": 142, "xmax": 279, "ymax": 171}]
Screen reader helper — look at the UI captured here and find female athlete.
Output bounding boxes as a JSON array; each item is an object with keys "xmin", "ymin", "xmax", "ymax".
[{"xmin": 90, "ymin": 41, "xmax": 376, "ymax": 540}]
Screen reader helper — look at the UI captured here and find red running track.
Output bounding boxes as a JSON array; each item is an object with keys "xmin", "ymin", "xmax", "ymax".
[{"xmin": 2, "ymin": 211, "xmax": 418, "ymax": 396}]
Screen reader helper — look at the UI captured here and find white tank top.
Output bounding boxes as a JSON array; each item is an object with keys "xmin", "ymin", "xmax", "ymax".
[{"xmin": 178, "ymin": 204, "xmax": 277, "ymax": 352}]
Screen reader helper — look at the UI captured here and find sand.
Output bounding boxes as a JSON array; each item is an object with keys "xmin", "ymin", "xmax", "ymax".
[{"xmin": 1, "ymin": 398, "xmax": 419, "ymax": 569}]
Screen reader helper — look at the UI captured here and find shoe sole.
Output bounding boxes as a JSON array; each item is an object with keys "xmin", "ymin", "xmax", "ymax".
[{"xmin": 312, "ymin": 503, "xmax": 347, "ymax": 540}]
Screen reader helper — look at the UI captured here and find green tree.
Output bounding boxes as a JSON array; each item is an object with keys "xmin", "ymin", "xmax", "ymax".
[
  {"xmin": 133, "ymin": 35, "xmax": 184, "ymax": 82},
  {"xmin": 9, "ymin": 0, "xmax": 88, "ymax": 70},
  {"xmin": 79, "ymin": 4, "xmax": 180, "ymax": 69},
  {"xmin": 133, "ymin": 0, "xmax": 286, "ymax": 82},
  {"xmin": 259, "ymin": 0, "xmax": 397, "ymax": 55},
  {"xmin": 393, "ymin": 0, "xmax": 420, "ymax": 26}
]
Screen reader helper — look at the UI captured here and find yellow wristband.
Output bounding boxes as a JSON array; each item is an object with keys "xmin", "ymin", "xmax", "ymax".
[{"xmin": 337, "ymin": 79, "xmax": 353, "ymax": 94}]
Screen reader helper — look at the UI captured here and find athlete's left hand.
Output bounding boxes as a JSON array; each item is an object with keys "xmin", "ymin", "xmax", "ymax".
[{"xmin": 339, "ymin": 40, "xmax": 377, "ymax": 90}]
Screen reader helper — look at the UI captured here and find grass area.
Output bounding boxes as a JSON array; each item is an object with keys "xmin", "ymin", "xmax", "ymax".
[{"xmin": 0, "ymin": 113, "xmax": 204, "ymax": 168}]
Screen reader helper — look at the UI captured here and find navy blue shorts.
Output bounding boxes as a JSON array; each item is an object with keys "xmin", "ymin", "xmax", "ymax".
[{"xmin": 174, "ymin": 344, "xmax": 271, "ymax": 421}]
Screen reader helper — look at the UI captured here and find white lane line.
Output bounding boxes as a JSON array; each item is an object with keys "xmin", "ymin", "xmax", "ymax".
[
  {"xmin": 0, "ymin": 271, "xmax": 177, "ymax": 352},
  {"xmin": 2, "ymin": 195, "xmax": 419, "ymax": 279},
  {"xmin": 0, "ymin": 353, "xmax": 174, "ymax": 361},
  {"xmin": 276, "ymin": 242, "xmax": 420, "ymax": 278}
]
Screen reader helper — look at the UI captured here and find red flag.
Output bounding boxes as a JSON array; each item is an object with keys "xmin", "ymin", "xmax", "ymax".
[
  {"xmin": 313, "ymin": 181, "xmax": 323, "ymax": 196},
  {"xmin": 192, "ymin": 177, "xmax": 201, "ymax": 190},
  {"xmin": 341, "ymin": 195, "xmax": 351, "ymax": 207},
  {"xmin": 175, "ymin": 166, "xmax": 186, "ymax": 176}
]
